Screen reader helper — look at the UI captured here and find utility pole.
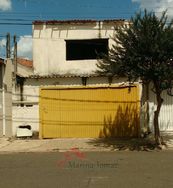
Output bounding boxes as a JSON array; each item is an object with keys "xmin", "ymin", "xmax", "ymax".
[
  {"xmin": 6, "ymin": 33, "xmax": 10, "ymax": 58},
  {"xmin": 3, "ymin": 33, "xmax": 13, "ymax": 137},
  {"xmin": 13, "ymin": 35, "xmax": 17, "ymax": 78}
]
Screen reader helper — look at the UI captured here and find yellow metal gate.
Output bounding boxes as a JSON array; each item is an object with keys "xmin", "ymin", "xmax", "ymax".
[{"xmin": 39, "ymin": 86, "xmax": 140, "ymax": 138}]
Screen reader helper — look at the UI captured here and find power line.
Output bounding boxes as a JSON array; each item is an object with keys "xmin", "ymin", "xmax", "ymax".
[
  {"xmin": 0, "ymin": 23, "xmax": 32, "ymax": 26},
  {"xmin": 0, "ymin": 18, "xmax": 34, "ymax": 21}
]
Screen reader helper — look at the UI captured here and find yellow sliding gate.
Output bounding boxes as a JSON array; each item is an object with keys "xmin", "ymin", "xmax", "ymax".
[{"xmin": 39, "ymin": 86, "xmax": 140, "ymax": 138}]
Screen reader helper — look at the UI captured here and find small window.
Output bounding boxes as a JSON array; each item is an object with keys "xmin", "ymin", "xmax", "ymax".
[{"xmin": 66, "ymin": 39, "xmax": 108, "ymax": 60}]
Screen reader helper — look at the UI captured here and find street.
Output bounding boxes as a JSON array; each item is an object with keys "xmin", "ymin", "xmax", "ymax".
[{"xmin": 0, "ymin": 150, "xmax": 172, "ymax": 188}]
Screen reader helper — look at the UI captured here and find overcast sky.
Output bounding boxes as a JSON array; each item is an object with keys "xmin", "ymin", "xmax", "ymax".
[{"xmin": 0, "ymin": 0, "xmax": 173, "ymax": 59}]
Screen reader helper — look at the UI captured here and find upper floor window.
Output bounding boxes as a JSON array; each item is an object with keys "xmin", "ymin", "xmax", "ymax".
[{"xmin": 66, "ymin": 39, "xmax": 108, "ymax": 60}]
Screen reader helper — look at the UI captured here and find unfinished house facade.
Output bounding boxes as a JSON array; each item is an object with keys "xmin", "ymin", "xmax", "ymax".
[{"xmin": 13, "ymin": 19, "xmax": 141, "ymax": 138}]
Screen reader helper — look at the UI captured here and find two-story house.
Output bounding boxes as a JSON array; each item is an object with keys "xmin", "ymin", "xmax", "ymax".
[{"xmin": 13, "ymin": 19, "xmax": 141, "ymax": 139}]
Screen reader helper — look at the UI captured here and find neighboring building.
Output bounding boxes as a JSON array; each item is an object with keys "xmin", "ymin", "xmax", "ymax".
[
  {"xmin": 12, "ymin": 19, "xmax": 142, "ymax": 138},
  {"xmin": 17, "ymin": 58, "xmax": 33, "ymax": 77}
]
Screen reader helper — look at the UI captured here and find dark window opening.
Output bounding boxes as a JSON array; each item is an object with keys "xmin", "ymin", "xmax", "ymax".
[{"xmin": 66, "ymin": 39, "xmax": 108, "ymax": 60}]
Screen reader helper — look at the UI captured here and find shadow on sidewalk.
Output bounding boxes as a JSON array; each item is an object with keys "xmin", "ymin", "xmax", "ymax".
[{"xmin": 86, "ymin": 137, "xmax": 160, "ymax": 151}]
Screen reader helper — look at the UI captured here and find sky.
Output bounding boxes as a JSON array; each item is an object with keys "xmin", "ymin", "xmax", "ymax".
[{"xmin": 0, "ymin": 0, "xmax": 173, "ymax": 60}]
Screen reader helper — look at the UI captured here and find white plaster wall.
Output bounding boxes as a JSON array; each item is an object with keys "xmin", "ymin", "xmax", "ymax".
[
  {"xmin": 17, "ymin": 64, "xmax": 33, "ymax": 77},
  {"xmin": 12, "ymin": 86, "xmax": 21, "ymax": 101},
  {"xmin": 12, "ymin": 105, "xmax": 39, "ymax": 136},
  {"xmin": 13, "ymin": 76, "xmax": 140, "ymax": 104},
  {"xmin": 22, "ymin": 85, "xmax": 39, "ymax": 102},
  {"xmin": 23, "ymin": 77, "xmax": 130, "ymax": 103},
  {"xmin": 33, "ymin": 22, "xmax": 120, "ymax": 75},
  {"xmin": 12, "ymin": 85, "xmax": 38, "ymax": 102},
  {"xmin": 149, "ymin": 86, "xmax": 173, "ymax": 132}
]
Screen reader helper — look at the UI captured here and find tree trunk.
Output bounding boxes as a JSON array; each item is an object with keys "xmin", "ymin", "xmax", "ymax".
[{"xmin": 153, "ymin": 84, "xmax": 163, "ymax": 145}]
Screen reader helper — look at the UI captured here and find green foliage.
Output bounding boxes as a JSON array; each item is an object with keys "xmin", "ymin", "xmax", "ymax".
[{"xmin": 97, "ymin": 10, "xmax": 173, "ymax": 92}]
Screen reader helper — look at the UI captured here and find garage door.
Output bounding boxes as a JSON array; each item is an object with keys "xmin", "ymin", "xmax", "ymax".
[{"xmin": 39, "ymin": 86, "xmax": 140, "ymax": 138}]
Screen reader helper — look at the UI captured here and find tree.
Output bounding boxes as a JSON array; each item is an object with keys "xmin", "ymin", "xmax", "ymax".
[{"xmin": 97, "ymin": 10, "xmax": 173, "ymax": 145}]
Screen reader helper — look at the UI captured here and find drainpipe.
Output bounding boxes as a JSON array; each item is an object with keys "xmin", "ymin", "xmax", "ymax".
[
  {"xmin": 20, "ymin": 79, "xmax": 24, "ymax": 107},
  {"xmin": 13, "ymin": 35, "xmax": 17, "ymax": 82},
  {"xmin": 98, "ymin": 21, "xmax": 101, "ymax": 38},
  {"xmin": 16, "ymin": 76, "xmax": 25, "ymax": 107}
]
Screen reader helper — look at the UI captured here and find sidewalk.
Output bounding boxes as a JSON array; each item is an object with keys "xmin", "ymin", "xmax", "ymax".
[
  {"xmin": 0, "ymin": 138, "xmax": 113, "ymax": 153},
  {"xmin": 0, "ymin": 134, "xmax": 173, "ymax": 153}
]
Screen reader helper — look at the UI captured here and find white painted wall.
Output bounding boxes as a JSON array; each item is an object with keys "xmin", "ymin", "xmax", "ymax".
[
  {"xmin": 17, "ymin": 64, "xmax": 33, "ymax": 77},
  {"xmin": 14, "ymin": 77, "xmax": 130, "ymax": 103},
  {"xmin": 12, "ymin": 105, "xmax": 39, "ymax": 136},
  {"xmin": 149, "ymin": 87, "xmax": 173, "ymax": 132},
  {"xmin": 33, "ymin": 21, "xmax": 125, "ymax": 76}
]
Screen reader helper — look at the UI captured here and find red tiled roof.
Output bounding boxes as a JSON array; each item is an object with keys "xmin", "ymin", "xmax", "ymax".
[
  {"xmin": 33, "ymin": 19, "xmax": 125, "ymax": 25},
  {"xmin": 17, "ymin": 58, "xmax": 33, "ymax": 68}
]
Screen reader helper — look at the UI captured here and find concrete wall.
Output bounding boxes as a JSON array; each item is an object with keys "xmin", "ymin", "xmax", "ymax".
[
  {"xmin": 12, "ymin": 105, "xmax": 39, "ymax": 135},
  {"xmin": 148, "ymin": 88, "xmax": 173, "ymax": 132},
  {"xmin": 142, "ymin": 82, "xmax": 173, "ymax": 133},
  {"xmin": 33, "ymin": 21, "xmax": 125, "ymax": 76},
  {"xmin": 13, "ymin": 77, "xmax": 130, "ymax": 103}
]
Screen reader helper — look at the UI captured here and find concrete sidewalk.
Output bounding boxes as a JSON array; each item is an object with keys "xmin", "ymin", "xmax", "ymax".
[
  {"xmin": 0, "ymin": 138, "xmax": 113, "ymax": 153},
  {"xmin": 0, "ymin": 134, "xmax": 173, "ymax": 153}
]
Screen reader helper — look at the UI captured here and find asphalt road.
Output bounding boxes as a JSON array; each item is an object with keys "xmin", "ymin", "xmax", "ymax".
[{"xmin": 0, "ymin": 150, "xmax": 173, "ymax": 188}]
